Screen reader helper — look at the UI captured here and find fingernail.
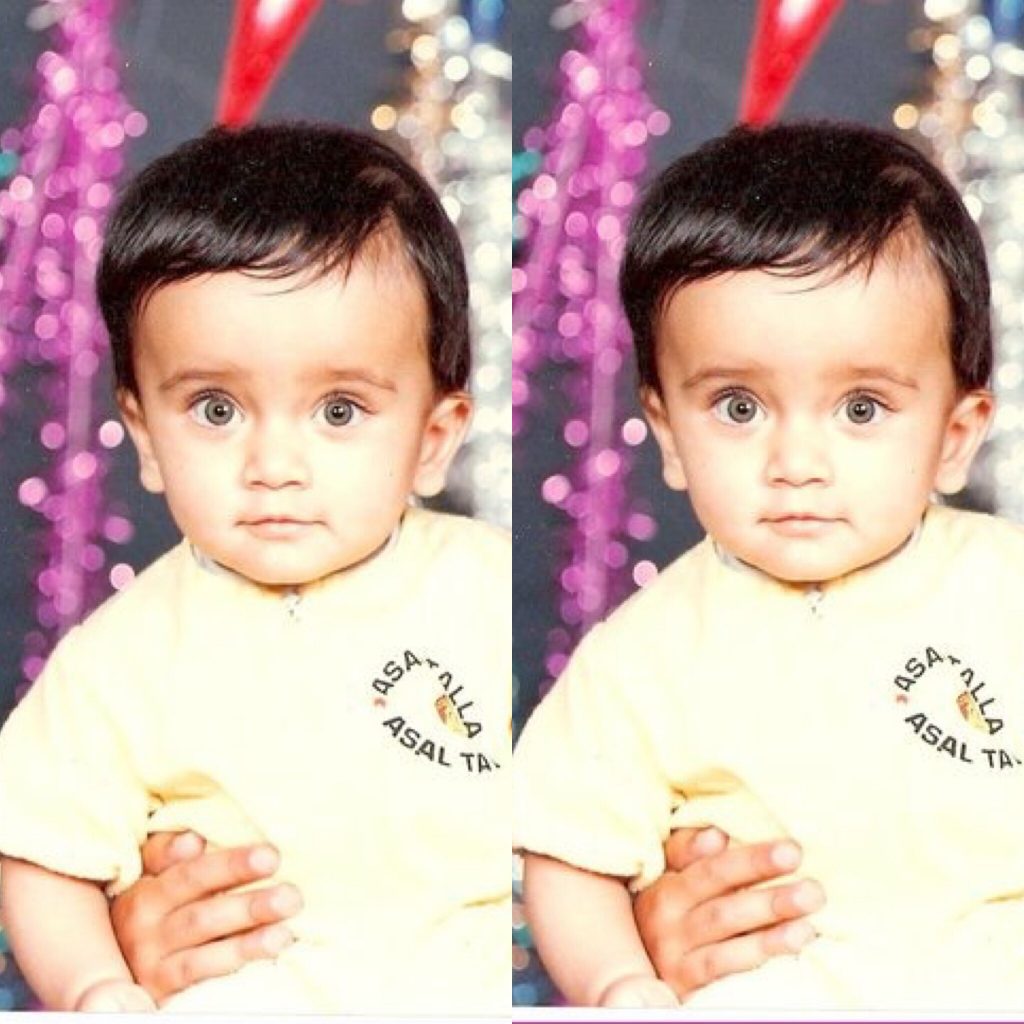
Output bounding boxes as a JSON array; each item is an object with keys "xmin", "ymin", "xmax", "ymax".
[
  {"xmin": 771, "ymin": 841, "xmax": 801, "ymax": 871},
  {"xmin": 249, "ymin": 846, "xmax": 278, "ymax": 874},
  {"xmin": 693, "ymin": 828, "xmax": 726, "ymax": 854},
  {"xmin": 270, "ymin": 886, "xmax": 303, "ymax": 915},
  {"xmin": 793, "ymin": 881, "xmax": 825, "ymax": 913},
  {"xmin": 783, "ymin": 920, "xmax": 816, "ymax": 951},
  {"xmin": 171, "ymin": 831, "xmax": 201, "ymax": 855},
  {"xmin": 263, "ymin": 926, "xmax": 293, "ymax": 954}
]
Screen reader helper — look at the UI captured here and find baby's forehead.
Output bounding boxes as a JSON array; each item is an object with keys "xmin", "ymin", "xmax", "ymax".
[
  {"xmin": 132, "ymin": 255, "xmax": 432, "ymax": 382},
  {"xmin": 654, "ymin": 248, "xmax": 953, "ymax": 375},
  {"xmin": 662, "ymin": 230, "xmax": 947, "ymax": 315},
  {"xmin": 140, "ymin": 242, "xmax": 427, "ymax": 324},
  {"xmin": 347, "ymin": 236, "xmax": 429, "ymax": 303}
]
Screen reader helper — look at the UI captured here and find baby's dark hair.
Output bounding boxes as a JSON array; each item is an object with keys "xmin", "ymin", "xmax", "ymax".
[
  {"xmin": 98, "ymin": 121, "xmax": 469, "ymax": 396},
  {"xmin": 621, "ymin": 121, "xmax": 991, "ymax": 395}
]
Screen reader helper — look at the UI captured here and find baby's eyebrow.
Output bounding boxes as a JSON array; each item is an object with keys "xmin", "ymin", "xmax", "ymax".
[
  {"xmin": 680, "ymin": 366, "xmax": 766, "ymax": 389},
  {"xmin": 309, "ymin": 368, "xmax": 398, "ymax": 392},
  {"xmin": 157, "ymin": 368, "xmax": 241, "ymax": 392},
  {"xmin": 839, "ymin": 366, "xmax": 920, "ymax": 390}
]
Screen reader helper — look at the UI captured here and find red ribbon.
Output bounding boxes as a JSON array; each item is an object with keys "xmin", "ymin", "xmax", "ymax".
[
  {"xmin": 739, "ymin": 0, "xmax": 845, "ymax": 125},
  {"xmin": 216, "ymin": 0, "xmax": 324, "ymax": 127}
]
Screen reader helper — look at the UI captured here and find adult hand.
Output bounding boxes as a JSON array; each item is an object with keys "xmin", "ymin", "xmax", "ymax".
[
  {"xmin": 109, "ymin": 831, "xmax": 302, "ymax": 1005},
  {"xmin": 633, "ymin": 827, "xmax": 824, "ymax": 1001}
]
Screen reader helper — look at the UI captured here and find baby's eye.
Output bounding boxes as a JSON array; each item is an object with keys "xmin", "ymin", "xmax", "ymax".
[
  {"xmin": 190, "ymin": 394, "xmax": 238, "ymax": 427},
  {"xmin": 319, "ymin": 396, "xmax": 362, "ymax": 428},
  {"xmin": 712, "ymin": 391, "xmax": 763, "ymax": 425},
  {"xmin": 842, "ymin": 395, "xmax": 886, "ymax": 425}
]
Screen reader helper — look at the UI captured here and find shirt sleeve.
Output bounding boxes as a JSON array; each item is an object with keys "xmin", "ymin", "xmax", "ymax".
[
  {"xmin": 0, "ymin": 626, "xmax": 152, "ymax": 894},
  {"xmin": 513, "ymin": 622, "xmax": 673, "ymax": 890}
]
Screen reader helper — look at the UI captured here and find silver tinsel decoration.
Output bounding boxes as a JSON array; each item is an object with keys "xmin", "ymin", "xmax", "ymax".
[
  {"xmin": 903, "ymin": 0, "xmax": 1024, "ymax": 520},
  {"xmin": 375, "ymin": 0, "xmax": 512, "ymax": 529}
]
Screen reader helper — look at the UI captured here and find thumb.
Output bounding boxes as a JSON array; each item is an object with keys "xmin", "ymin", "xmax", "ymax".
[
  {"xmin": 77, "ymin": 981, "xmax": 157, "ymax": 1012},
  {"xmin": 141, "ymin": 830, "xmax": 206, "ymax": 875},
  {"xmin": 637, "ymin": 981, "xmax": 681, "ymax": 1008},
  {"xmin": 600, "ymin": 977, "xmax": 679, "ymax": 1009}
]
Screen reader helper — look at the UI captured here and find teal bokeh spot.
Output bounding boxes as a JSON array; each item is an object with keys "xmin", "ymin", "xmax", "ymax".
[
  {"xmin": 0, "ymin": 151, "xmax": 17, "ymax": 178},
  {"xmin": 512, "ymin": 149, "xmax": 540, "ymax": 187},
  {"xmin": 512, "ymin": 981, "xmax": 537, "ymax": 1005}
]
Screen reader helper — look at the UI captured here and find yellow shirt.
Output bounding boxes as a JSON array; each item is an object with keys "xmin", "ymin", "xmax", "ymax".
[
  {"xmin": 0, "ymin": 508, "xmax": 510, "ymax": 1013},
  {"xmin": 515, "ymin": 504, "xmax": 1024, "ymax": 1010}
]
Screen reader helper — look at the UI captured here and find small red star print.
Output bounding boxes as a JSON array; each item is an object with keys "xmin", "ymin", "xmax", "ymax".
[
  {"xmin": 895, "ymin": 694, "xmax": 908, "ymax": 705},
  {"xmin": 373, "ymin": 697, "xmax": 387, "ymax": 708}
]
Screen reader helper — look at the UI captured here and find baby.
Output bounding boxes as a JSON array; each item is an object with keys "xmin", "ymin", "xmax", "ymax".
[
  {"xmin": 515, "ymin": 121, "xmax": 1024, "ymax": 1010},
  {"xmin": 0, "ymin": 121, "xmax": 509, "ymax": 1013}
]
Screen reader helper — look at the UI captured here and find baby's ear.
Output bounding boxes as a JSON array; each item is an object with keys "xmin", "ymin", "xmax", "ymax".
[
  {"xmin": 412, "ymin": 392, "xmax": 473, "ymax": 498},
  {"xmin": 640, "ymin": 387, "xmax": 687, "ymax": 491},
  {"xmin": 117, "ymin": 389, "xmax": 166, "ymax": 494},
  {"xmin": 934, "ymin": 389, "xmax": 994, "ymax": 495}
]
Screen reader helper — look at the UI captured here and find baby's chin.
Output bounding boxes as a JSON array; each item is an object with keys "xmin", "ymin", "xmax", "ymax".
[
  {"xmin": 214, "ymin": 542, "xmax": 392, "ymax": 589},
  {"xmin": 745, "ymin": 547, "xmax": 902, "ymax": 587}
]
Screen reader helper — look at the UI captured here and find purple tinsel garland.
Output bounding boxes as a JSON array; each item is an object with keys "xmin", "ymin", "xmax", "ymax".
[
  {"xmin": 512, "ymin": 0, "xmax": 668, "ymax": 689},
  {"xmin": 0, "ymin": 0, "xmax": 145, "ymax": 697}
]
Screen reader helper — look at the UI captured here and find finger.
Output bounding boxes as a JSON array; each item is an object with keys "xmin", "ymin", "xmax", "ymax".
[
  {"xmin": 141, "ymin": 831, "xmax": 206, "ymax": 876},
  {"xmin": 663, "ymin": 827, "xmax": 729, "ymax": 872},
  {"xmin": 677, "ymin": 839, "xmax": 803, "ymax": 904},
  {"xmin": 154, "ymin": 925, "xmax": 295, "ymax": 1003},
  {"xmin": 153, "ymin": 845, "xmax": 281, "ymax": 911},
  {"xmin": 162, "ymin": 883, "xmax": 303, "ymax": 953},
  {"xmin": 682, "ymin": 878, "xmax": 825, "ymax": 946},
  {"xmin": 674, "ymin": 918, "xmax": 817, "ymax": 997}
]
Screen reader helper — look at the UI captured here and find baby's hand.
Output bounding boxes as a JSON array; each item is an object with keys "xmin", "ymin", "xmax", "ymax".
[
  {"xmin": 75, "ymin": 978, "xmax": 157, "ymax": 1012},
  {"xmin": 597, "ymin": 973, "xmax": 679, "ymax": 1008}
]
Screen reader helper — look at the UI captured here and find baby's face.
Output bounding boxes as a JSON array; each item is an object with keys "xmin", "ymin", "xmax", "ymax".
[
  {"xmin": 643, "ymin": 251, "xmax": 992, "ymax": 584},
  {"xmin": 118, "ymin": 256, "xmax": 469, "ymax": 587}
]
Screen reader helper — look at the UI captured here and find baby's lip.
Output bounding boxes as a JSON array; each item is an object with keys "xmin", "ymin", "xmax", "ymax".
[
  {"xmin": 761, "ymin": 514, "xmax": 843, "ymax": 536},
  {"xmin": 763, "ymin": 513, "xmax": 839, "ymax": 522},
  {"xmin": 239, "ymin": 517, "xmax": 320, "ymax": 538},
  {"xmin": 242, "ymin": 515, "xmax": 313, "ymax": 524},
  {"xmin": 239, "ymin": 516, "xmax": 320, "ymax": 533}
]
